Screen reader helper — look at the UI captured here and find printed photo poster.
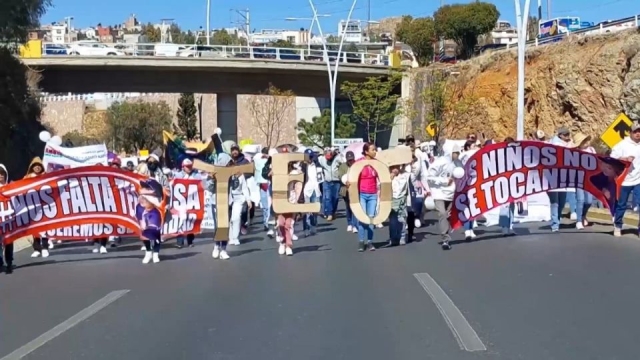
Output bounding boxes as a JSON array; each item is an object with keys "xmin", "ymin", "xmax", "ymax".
[
  {"xmin": 0, "ymin": 166, "xmax": 169, "ymax": 243},
  {"xmin": 164, "ymin": 178, "xmax": 206, "ymax": 236},
  {"xmin": 43, "ymin": 143, "xmax": 109, "ymax": 171},
  {"xmin": 450, "ymin": 141, "xmax": 631, "ymax": 230}
]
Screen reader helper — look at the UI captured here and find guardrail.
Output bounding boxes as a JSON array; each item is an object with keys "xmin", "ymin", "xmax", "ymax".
[
  {"xmin": 484, "ymin": 14, "xmax": 639, "ymax": 52},
  {"xmin": 39, "ymin": 42, "xmax": 390, "ymax": 66},
  {"xmin": 38, "ymin": 92, "xmax": 161, "ymax": 102}
]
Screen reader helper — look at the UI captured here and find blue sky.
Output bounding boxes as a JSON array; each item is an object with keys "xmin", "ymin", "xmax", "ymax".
[{"xmin": 41, "ymin": 0, "xmax": 636, "ymax": 35}]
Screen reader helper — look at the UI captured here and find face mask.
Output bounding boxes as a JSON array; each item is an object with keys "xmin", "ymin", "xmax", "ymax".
[{"xmin": 147, "ymin": 162, "xmax": 158, "ymax": 171}]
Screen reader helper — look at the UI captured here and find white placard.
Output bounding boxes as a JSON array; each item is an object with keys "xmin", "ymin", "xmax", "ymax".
[{"xmin": 43, "ymin": 143, "xmax": 108, "ymax": 171}]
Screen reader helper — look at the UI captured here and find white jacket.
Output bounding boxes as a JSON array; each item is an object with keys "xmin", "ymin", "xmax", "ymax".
[
  {"xmin": 611, "ymin": 137, "xmax": 640, "ymax": 186},
  {"xmin": 229, "ymin": 174, "xmax": 251, "ymax": 204},
  {"xmin": 426, "ymin": 156, "xmax": 456, "ymax": 201}
]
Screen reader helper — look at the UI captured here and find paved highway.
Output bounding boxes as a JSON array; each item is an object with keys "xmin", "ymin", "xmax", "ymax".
[{"xmin": 2, "ymin": 211, "xmax": 639, "ymax": 360}]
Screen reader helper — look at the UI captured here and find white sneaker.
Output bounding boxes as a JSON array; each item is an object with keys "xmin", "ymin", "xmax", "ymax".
[
  {"xmin": 48, "ymin": 242, "xmax": 54, "ymax": 249},
  {"xmin": 267, "ymin": 229, "xmax": 274, "ymax": 238},
  {"xmin": 414, "ymin": 219, "xmax": 422, "ymax": 228},
  {"xmin": 285, "ymin": 247, "xmax": 293, "ymax": 256},
  {"xmin": 576, "ymin": 222, "xmax": 584, "ymax": 230},
  {"xmin": 41, "ymin": 249, "xmax": 49, "ymax": 258},
  {"xmin": 100, "ymin": 246, "xmax": 108, "ymax": 254},
  {"xmin": 292, "ymin": 234, "xmax": 298, "ymax": 241},
  {"xmin": 212, "ymin": 246, "xmax": 220, "ymax": 259},
  {"xmin": 92, "ymin": 247, "xmax": 99, "ymax": 253},
  {"xmin": 614, "ymin": 228, "xmax": 622, "ymax": 237},
  {"xmin": 142, "ymin": 251, "xmax": 152, "ymax": 264},
  {"xmin": 141, "ymin": 245, "xmax": 146, "ymax": 251},
  {"xmin": 31, "ymin": 251, "xmax": 41, "ymax": 258},
  {"xmin": 276, "ymin": 235, "xmax": 283, "ymax": 243},
  {"xmin": 278, "ymin": 244, "xmax": 285, "ymax": 255},
  {"xmin": 347, "ymin": 225, "xmax": 353, "ymax": 232},
  {"xmin": 468, "ymin": 230, "xmax": 477, "ymax": 238},
  {"xmin": 376, "ymin": 224, "xmax": 383, "ymax": 229},
  {"xmin": 229, "ymin": 239, "xmax": 240, "ymax": 246},
  {"xmin": 219, "ymin": 250, "xmax": 230, "ymax": 260},
  {"xmin": 570, "ymin": 212, "xmax": 577, "ymax": 220},
  {"xmin": 352, "ymin": 227, "xmax": 358, "ymax": 233},
  {"xmin": 57, "ymin": 240, "xmax": 62, "ymax": 244},
  {"xmin": 152, "ymin": 253, "xmax": 160, "ymax": 263}
]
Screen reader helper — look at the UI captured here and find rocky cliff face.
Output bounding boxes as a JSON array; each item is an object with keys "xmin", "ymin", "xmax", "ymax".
[{"xmin": 407, "ymin": 29, "xmax": 640, "ymax": 142}]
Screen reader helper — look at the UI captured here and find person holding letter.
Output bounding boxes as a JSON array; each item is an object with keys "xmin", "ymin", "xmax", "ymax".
[
  {"xmin": 610, "ymin": 122, "xmax": 640, "ymax": 236},
  {"xmin": 137, "ymin": 179, "xmax": 165, "ymax": 264},
  {"xmin": 352, "ymin": 143, "xmax": 379, "ymax": 252},
  {"xmin": 276, "ymin": 162, "xmax": 303, "ymax": 256}
]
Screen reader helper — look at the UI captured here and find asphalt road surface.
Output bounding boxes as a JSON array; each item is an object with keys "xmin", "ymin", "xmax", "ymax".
[{"xmin": 2, "ymin": 211, "xmax": 640, "ymax": 360}]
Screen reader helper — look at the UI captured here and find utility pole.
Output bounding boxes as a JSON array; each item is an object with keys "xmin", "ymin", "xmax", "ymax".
[
  {"xmin": 64, "ymin": 16, "xmax": 74, "ymax": 43},
  {"xmin": 231, "ymin": 8, "xmax": 250, "ymax": 44},
  {"xmin": 546, "ymin": 0, "xmax": 550, "ymax": 19}
]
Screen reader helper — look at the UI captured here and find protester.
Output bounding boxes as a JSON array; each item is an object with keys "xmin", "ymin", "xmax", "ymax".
[
  {"xmin": 460, "ymin": 140, "xmax": 480, "ymax": 240},
  {"xmin": 253, "ymin": 147, "xmax": 271, "ymax": 231},
  {"xmin": 549, "ymin": 127, "xmax": 575, "ymax": 232},
  {"xmin": 229, "ymin": 144, "xmax": 252, "ymax": 235},
  {"xmin": 318, "ymin": 148, "xmax": 342, "ymax": 221},
  {"xmin": 137, "ymin": 180, "xmax": 164, "ymax": 264},
  {"xmin": 301, "ymin": 149, "xmax": 322, "ymax": 237},
  {"xmin": 573, "ymin": 133, "xmax": 596, "ymax": 230},
  {"xmin": 387, "ymin": 164, "xmax": 410, "ymax": 246},
  {"xmin": 173, "ymin": 158, "xmax": 205, "ymax": 248},
  {"xmin": 227, "ymin": 158, "xmax": 252, "ymax": 246},
  {"xmin": 25, "ymin": 157, "xmax": 50, "ymax": 258},
  {"xmin": 426, "ymin": 145, "xmax": 459, "ymax": 250},
  {"xmin": 610, "ymin": 122, "xmax": 640, "ymax": 236},
  {"xmin": 126, "ymin": 161, "xmax": 135, "ymax": 171},
  {"xmin": 352, "ymin": 143, "xmax": 379, "ymax": 252},
  {"xmin": 498, "ymin": 137, "xmax": 517, "ymax": 236},
  {"xmin": 338, "ymin": 151, "xmax": 358, "ymax": 233},
  {"xmin": 276, "ymin": 162, "xmax": 303, "ymax": 256},
  {"xmin": 0, "ymin": 164, "xmax": 14, "ymax": 274}
]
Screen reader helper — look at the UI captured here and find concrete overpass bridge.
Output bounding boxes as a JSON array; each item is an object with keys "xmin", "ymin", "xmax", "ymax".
[{"xmin": 21, "ymin": 56, "xmax": 391, "ymax": 97}]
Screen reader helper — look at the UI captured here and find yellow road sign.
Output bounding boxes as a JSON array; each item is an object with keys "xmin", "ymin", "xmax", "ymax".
[
  {"xmin": 426, "ymin": 122, "xmax": 438, "ymax": 138},
  {"xmin": 600, "ymin": 113, "xmax": 633, "ymax": 148}
]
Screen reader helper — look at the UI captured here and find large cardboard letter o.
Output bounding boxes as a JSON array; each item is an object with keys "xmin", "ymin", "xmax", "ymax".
[{"xmin": 346, "ymin": 147, "xmax": 413, "ymax": 225}]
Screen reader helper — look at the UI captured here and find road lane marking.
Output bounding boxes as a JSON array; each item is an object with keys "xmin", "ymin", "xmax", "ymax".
[
  {"xmin": 413, "ymin": 273, "xmax": 486, "ymax": 352},
  {"xmin": 1, "ymin": 290, "xmax": 130, "ymax": 360}
]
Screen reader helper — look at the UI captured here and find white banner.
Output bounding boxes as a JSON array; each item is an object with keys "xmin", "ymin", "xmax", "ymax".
[
  {"xmin": 483, "ymin": 192, "xmax": 551, "ymax": 227},
  {"xmin": 43, "ymin": 144, "xmax": 108, "ymax": 171}
]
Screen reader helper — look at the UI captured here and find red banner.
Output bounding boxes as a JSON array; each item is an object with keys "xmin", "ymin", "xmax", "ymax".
[
  {"xmin": 450, "ymin": 141, "xmax": 631, "ymax": 229},
  {"xmin": 0, "ymin": 167, "xmax": 206, "ymax": 244}
]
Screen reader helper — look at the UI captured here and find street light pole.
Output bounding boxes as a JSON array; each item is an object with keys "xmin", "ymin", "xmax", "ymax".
[
  {"xmin": 285, "ymin": 15, "xmax": 331, "ymax": 53},
  {"xmin": 514, "ymin": 0, "xmax": 531, "ymax": 140},
  {"xmin": 206, "ymin": 0, "xmax": 211, "ymax": 45},
  {"xmin": 309, "ymin": 0, "xmax": 357, "ymax": 147}
]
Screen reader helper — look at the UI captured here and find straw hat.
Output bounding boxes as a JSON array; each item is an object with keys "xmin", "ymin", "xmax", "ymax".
[{"xmin": 573, "ymin": 132, "xmax": 591, "ymax": 147}]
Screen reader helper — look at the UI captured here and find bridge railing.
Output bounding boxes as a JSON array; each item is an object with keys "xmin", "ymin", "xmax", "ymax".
[
  {"xmin": 38, "ymin": 92, "xmax": 161, "ymax": 102},
  {"xmin": 483, "ymin": 14, "xmax": 639, "ymax": 52},
  {"xmin": 40, "ymin": 42, "xmax": 390, "ymax": 66}
]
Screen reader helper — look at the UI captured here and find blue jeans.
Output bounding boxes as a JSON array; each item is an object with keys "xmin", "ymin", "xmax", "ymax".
[
  {"xmin": 412, "ymin": 196, "xmax": 424, "ymax": 219},
  {"xmin": 498, "ymin": 203, "xmax": 515, "ymax": 229},
  {"xmin": 566, "ymin": 192, "xmax": 576, "ymax": 214},
  {"xmin": 214, "ymin": 241, "xmax": 227, "ymax": 250},
  {"xmin": 322, "ymin": 181, "xmax": 341, "ymax": 216},
  {"xmin": 259, "ymin": 187, "xmax": 270, "ymax": 228},
  {"xmin": 575, "ymin": 189, "xmax": 593, "ymax": 223},
  {"xmin": 614, "ymin": 184, "xmax": 640, "ymax": 228},
  {"xmin": 357, "ymin": 193, "xmax": 378, "ymax": 242},
  {"xmin": 304, "ymin": 192, "xmax": 319, "ymax": 231},
  {"xmin": 463, "ymin": 221, "xmax": 473, "ymax": 230},
  {"xmin": 344, "ymin": 196, "xmax": 358, "ymax": 227},
  {"xmin": 549, "ymin": 192, "xmax": 567, "ymax": 231},
  {"xmin": 388, "ymin": 210, "xmax": 403, "ymax": 241}
]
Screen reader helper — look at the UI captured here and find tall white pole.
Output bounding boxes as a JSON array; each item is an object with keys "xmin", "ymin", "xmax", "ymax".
[
  {"xmin": 309, "ymin": 0, "xmax": 357, "ymax": 147},
  {"xmin": 308, "ymin": 16, "xmax": 316, "ymax": 53},
  {"xmin": 206, "ymin": 0, "xmax": 211, "ymax": 45},
  {"xmin": 515, "ymin": 0, "xmax": 531, "ymax": 140}
]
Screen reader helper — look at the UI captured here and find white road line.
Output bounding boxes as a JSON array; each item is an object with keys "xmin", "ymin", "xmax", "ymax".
[
  {"xmin": 413, "ymin": 273, "xmax": 487, "ymax": 352},
  {"xmin": 1, "ymin": 290, "xmax": 130, "ymax": 360}
]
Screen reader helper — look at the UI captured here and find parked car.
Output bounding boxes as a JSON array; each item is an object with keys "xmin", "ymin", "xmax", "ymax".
[
  {"xmin": 43, "ymin": 44, "xmax": 68, "ymax": 55},
  {"xmin": 177, "ymin": 45, "xmax": 229, "ymax": 58},
  {"xmin": 67, "ymin": 42, "xmax": 124, "ymax": 56}
]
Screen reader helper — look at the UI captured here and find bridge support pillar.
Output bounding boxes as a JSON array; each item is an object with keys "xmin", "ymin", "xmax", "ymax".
[{"xmin": 217, "ymin": 94, "xmax": 238, "ymax": 143}]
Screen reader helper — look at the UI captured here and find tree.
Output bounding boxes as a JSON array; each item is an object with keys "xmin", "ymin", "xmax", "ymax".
[
  {"xmin": 62, "ymin": 130, "xmax": 101, "ymax": 146},
  {"xmin": 0, "ymin": 0, "xmax": 51, "ymax": 44},
  {"xmin": 344, "ymin": 42, "xmax": 359, "ymax": 53},
  {"xmin": 434, "ymin": 2, "xmax": 499, "ymax": 59},
  {"xmin": 141, "ymin": 23, "xmax": 160, "ymax": 43},
  {"xmin": 340, "ymin": 72, "xmax": 402, "ymax": 144},
  {"xmin": 212, "ymin": 29, "xmax": 233, "ymax": 45},
  {"xmin": 297, "ymin": 109, "xmax": 356, "ymax": 148},
  {"xmin": 395, "ymin": 16, "xmax": 436, "ymax": 66},
  {"xmin": 174, "ymin": 93, "xmax": 199, "ymax": 140},
  {"xmin": 0, "ymin": 0, "xmax": 52, "ymax": 178},
  {"xmin": 248, "ymin": 84, "xmax": 295, "ymax": 148},
  {"xmin": 527, "ymin": 15, "xmax": 539, "ymax": 40},
  {"xmin": 271, "ymin": 39, "xmax": 294, "ymax": 48},
  {"xmin": 105, "ymin": 101, "xmax": 173, "ymax": 153}
]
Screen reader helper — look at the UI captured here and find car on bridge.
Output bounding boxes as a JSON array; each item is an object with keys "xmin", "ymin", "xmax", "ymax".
[
  {"xmin": 176, "ymin": 45, "xmax": 230, "ymax": 58},
  {"xmin": 67, "ymin": 41, "xmax": 124, "ymax": 56}
]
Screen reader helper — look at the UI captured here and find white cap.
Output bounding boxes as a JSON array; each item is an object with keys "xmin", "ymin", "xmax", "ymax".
[
  {"xmin": 149, "ymin": 154, "xmax": 160, "ymax": 162},
  {"xmin": 268, "ymin": 148, "xmax": 278, "ymax": 156},
  {"xmin": 182, "ymin": 158, "xmax": 193, "ymax": 166}
]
